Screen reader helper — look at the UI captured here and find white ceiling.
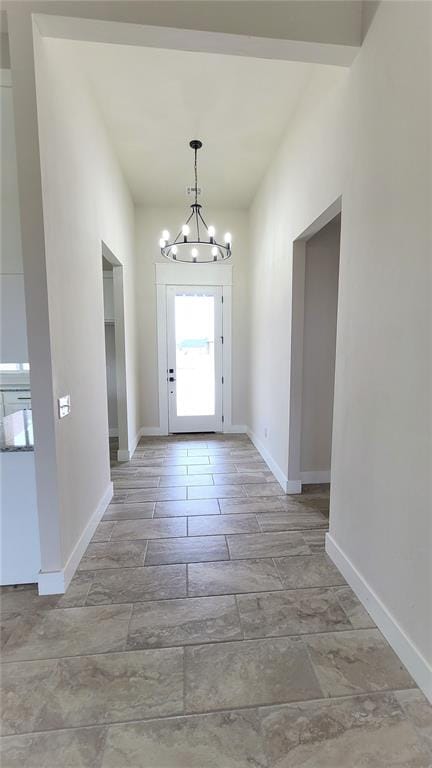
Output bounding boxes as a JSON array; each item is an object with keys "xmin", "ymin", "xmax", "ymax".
[{"xmin": 65, "ymin": 41, "xmax": 321, "ymax": 208}]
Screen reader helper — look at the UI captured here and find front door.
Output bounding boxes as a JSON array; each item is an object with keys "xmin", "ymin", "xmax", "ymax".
[{"xmin": 166, "ymin": 285, "xmax": 223, "ymax": 433}]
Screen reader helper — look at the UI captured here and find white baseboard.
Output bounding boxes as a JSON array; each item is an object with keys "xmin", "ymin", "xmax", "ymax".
[
  {"xmin": 109, "ymin": 428, "xmax": 119, "ymax": 437},
  {"xmin": 326, "ymin": 533, "xmax": 432, "ymax": 704},
  {"xmin": 300, "ymin": 470, "xmax": 331, "ymax": 484},
  {"xmin": 140, "ymin": 426, "xmax": 166, "ymax": 437},
  {"xmin": 223, "ymin": 424, "xmax": 248, "ymax": 434},
  {"xmin": 117, "ymin": 449, "xmax": 131, "ymax": 461},
  {"xmin": 286, "ymin": 479, "xmax": 303, "ymax": 494},
  {"xmin": 117, "ymin": 427, "xmax": 167, "ymax": 461},
  {"xmin": 38, "ymin": 483, "xmax": 113, "ymax": 595},
  {"xmin": 247, "ymin": 428, "xmax": 291, "ymax": 493},
  {"xmin": 139, "ymin": 425, "xmax": 248, "ymax": 438},
  {"xmin": 117, "ymin": 426, "xmax": 143, "ymax": 461}
]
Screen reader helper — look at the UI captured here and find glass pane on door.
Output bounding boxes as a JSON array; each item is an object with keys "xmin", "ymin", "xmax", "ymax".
[{"xmin": 174, "ymin": 294, "xmax": 215, "ymax": 417}]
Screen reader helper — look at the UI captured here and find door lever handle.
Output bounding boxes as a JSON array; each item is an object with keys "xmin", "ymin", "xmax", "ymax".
[{"xmin": 169, "ymin": 376, "xmax": 176, "ymax": 382}]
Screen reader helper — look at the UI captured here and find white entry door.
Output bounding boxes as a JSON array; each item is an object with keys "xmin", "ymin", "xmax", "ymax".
[{"xmin": 166, "ymin": 285, "xmax": 223, "ymax": 433}]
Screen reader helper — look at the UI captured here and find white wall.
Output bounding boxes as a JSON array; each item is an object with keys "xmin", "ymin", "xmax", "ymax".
[
  {"xmin": 30, "ymin": 33, "xmax": 139, "ymax": 580},
  {"xmin": 135, "ymin": 207, "xmax": 249, "ymax": 430},
  {"xmin": 249, "ymin": 1, "xmax": 431, "ymax": 694},
  {"xmin": 0, "ymin": 73, "xmax": 28, "ymax": 363},
  {"xmin": 300, "ymin": 216, "xmax": 340, "ymax": 475}
]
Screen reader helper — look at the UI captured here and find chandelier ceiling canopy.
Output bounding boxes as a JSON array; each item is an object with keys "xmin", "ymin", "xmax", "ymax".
[{"xmin": 159, "ymin": 140, "xmax": 232, "ymax": 263}]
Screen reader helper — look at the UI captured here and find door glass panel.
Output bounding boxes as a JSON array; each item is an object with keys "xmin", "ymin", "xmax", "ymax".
[{"xmin": 175, "ymin": 294, "xmax": 215, "ymax": 417}]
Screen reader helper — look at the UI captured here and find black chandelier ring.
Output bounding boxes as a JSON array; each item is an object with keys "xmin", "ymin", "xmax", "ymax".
[{"xmin": 159, "ymin": 140, "xmax": 232, "ymax": 264}]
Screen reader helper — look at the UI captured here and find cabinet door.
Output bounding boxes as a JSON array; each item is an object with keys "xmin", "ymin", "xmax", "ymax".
[{"xmin": 3, "ymin": 391, "xmax": 31, "ymax": 414}]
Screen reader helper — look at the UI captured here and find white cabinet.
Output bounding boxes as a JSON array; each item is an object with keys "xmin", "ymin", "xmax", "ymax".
[
  {"xmin": 1, "ymin": 390, "xmax": 31, "ymax": 416},
  {"xmin": 1, "ymin": 80, "xmax": 29, "ymax": 363},
  {"xmin": 1, "ymin": 451, "xmax": 40, "ymax": 585}
]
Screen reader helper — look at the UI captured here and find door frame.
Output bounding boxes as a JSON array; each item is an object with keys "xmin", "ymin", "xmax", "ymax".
[
  {"xmin": 166, "ymin": 284, "xmax": 223, "ymax": 433},
  {"xmin": 156, "ymin": 262, "xmax": 233, "ymax": 435},
  {"xmin": 101, "ymin": 241, "xmax": 130, "ymax": 461},
  {"xmin": 287, "ymin": 197, "xmax": 342, "ymax": 491}
]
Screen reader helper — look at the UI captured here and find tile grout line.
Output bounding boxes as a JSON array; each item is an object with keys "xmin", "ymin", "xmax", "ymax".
[
  {"xmin": 78, "ymin": 540, "xmax": 332, "ymax": 572},
  {"xmin": 122, "ymin": 603, "xmax": 135, "ymax": 653},
  {"xmin": 3, "ymin": 437, "xmax": 349, "ymax": 755},
  {"xmin": 233, "ymin": 593, "xmax": 245, "ymax": 640},
  {"xmin": 4, "ymin": 580, "xmax": 355, "ymax": 619},
  {"xmin": 2, "ymin": 684, "xmax": 421, "ymax": 741},
  {"xmin": 142, "ymin": 540, "xmax": 149, "ymax": 568},
  {"xmin": 6, "ymin": 679, "xmax": 417, "ymax": 738},
  {"xmin": 0, "ymin": 626, "xmax": 399, "ymax": 667}
]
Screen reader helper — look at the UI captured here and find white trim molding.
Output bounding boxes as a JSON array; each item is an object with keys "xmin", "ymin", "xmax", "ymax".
[
  {"xmin": 140, "ymin": 426, "xmax": 166, "ymax": 437},
  {"xmin": 117, "ymin": 425, "xmax": 144, "ymax": 461},
  {"xmin": 38, "ymin": 483, "xmax": 113, "ymax": 595},
  {"xmin": 300, "ymin": 470, "xmax": 331, "ymax": 484},
  {"xmin": 35, "ymin": 15, "xmax": 360, "ymax": 68},
  {"xmin": 326, "ymin": 533, "xmax": 432, "ymax": 704},
  {"xmin": 136, "ymin": 424, "xmax": 248, "ymax": 441},
  {"xmin": 288, "ymin": 198, "xmax": 342, "ymax": 493},
  {"xmin": 156, "ymin": 262, "xmax": 232, "ymax": 287},
  {"xmin": 247, "ymin": 428, "xmax": 301, "ymax": 494},
  {"xmin": 155, "ymin": 263, "xmax": 234, "ymax": 434}
]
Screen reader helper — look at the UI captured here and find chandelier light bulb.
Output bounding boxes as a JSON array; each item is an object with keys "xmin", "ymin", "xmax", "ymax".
[
  {"xmin": 211, "ymin": 246, "xmax": 218, "ymax": 257},
  {"xmin": 182, "ymin": 224, "xmax": 190, "ymax": 237},
  {"xmin": 162, "ymin": 230, "xmax": 170, "ymax": 241},
  {"xmin": 208, "ymin": 225, "xmax": 216, "ymax": 237},
  {"xmin": 159, "ymin": 238, "xmax": 166, "ymax": 248},
  {"xmin": 171, "ymin": 245, "xmax": 178, "ymax": 255},
  {"xmin": 191, "ymin": 247, "xmax": 199, "ymax": 258},
  {"xmin": 224, "ymin": 232, "xmax": 232, "ymax": 244}
]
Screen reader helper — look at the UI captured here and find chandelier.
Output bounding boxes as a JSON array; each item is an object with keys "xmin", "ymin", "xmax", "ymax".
[{"xmin": 159, "ymin": 140, "xmax": 232, "ymax": 263}]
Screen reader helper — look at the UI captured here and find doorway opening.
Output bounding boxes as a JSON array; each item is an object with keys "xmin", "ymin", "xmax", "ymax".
[
  {"xmin": 102, "ymin": 258, "xmax": 118, "ymax": 464},
  {"xmin": 288, "ymin": 200, "xmax": 341, "ymax": 494},
  {"xmin": 101, "ymin": 242, "xmax": 129, "ymax": 461}
]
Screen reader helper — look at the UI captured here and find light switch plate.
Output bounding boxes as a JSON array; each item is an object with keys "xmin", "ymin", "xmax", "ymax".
[{"xmin": 58, "ymin": 394, "xmax": 71, "ymax": 419}]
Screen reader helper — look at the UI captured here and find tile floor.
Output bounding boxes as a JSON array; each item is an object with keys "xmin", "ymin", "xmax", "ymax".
[{"xmin": 1, "ymin": 434, "xmax": 431, "ymax": 767}]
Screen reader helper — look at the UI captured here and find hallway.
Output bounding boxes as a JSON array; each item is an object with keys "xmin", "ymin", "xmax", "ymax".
[{"xmin": 2, "ymin": 434, "xmax": 431, "ymax": 766}]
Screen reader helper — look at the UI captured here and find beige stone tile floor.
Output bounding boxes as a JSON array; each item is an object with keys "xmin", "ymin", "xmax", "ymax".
[{"xmin": 1, "ymin": 434, "xmax": 431, "ymax": 767}]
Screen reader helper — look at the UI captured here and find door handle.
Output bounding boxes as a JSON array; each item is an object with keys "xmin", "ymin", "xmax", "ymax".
[{"xmin": 169, "ymin": 376, "xmax": 176, "ymax": 382}]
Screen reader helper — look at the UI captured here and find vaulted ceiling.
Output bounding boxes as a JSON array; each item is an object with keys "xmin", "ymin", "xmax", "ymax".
[{"xmin": 63, "ymin": 40, "xmax": 332, "ymax": 208}]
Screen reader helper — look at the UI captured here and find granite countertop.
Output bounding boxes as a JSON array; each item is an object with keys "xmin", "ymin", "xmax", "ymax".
[{"xmin": 0, "ymin": 409, "xmax": 34, "ymax": 452}]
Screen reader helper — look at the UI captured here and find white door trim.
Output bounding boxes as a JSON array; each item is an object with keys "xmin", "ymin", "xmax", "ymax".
[
  {"xmin": 287, "ymin": 198, "xmax": 342, "ymax": 490},
  {"xmin": 101, "ymin": 242, "xmax": 130, "ymax": 462},
  {"xmin": 156, "ymin": 262, "xmax": 232, "ymax": 287},
  {"xmin": 156, "ymin": 263, "xmax": 233, "ymax": 434}
]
